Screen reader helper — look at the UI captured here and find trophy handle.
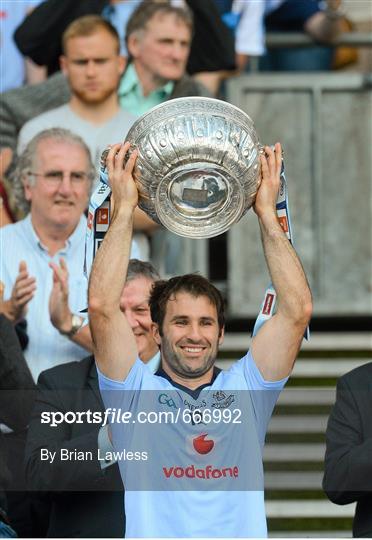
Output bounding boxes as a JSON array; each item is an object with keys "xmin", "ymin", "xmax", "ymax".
[{"xmin": 99, "ymin": 144, "xmax": 137, "ymax": 173}]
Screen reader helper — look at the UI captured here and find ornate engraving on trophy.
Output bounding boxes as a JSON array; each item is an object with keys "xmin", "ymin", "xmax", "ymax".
[{"xmin": 101, "ymin": 97, "xmax": 261, "ymax": 238}]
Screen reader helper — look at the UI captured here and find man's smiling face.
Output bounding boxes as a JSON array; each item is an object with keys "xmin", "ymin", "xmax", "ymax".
[{"xmin": 154, "ymin": 292, "xmax": 224, "ymax": 382}]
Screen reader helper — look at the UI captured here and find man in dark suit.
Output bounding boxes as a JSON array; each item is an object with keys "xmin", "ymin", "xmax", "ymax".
[
  {"xmin": 25, "ymin": 259, "xmax": 160, "ymax": 537},
  {"xmin": 323, "ymin": 362, "xmax": 372, "ymax": 538},
  {"xmin": 0, "ymin": 312, "xmax": 47, "ymax": 537},
  {"xmin": 25, "ymin": 356, "xmax": 125, "ymax": 538}
]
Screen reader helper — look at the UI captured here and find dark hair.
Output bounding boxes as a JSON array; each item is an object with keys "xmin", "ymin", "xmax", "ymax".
[
  {"xmin": 126, "ymin": 259, "xmax": 160, "ymax": 283},
  {"xmin": 125, "ymin": 1, "xmax": 193, "ymax": 45},
  {"xmin": 149, "ymin": 274, "xmax": 225, "ymax": 335},
  {"xmin": 62, "ymin": 15, "xmax": 120, "ymax": 54}
]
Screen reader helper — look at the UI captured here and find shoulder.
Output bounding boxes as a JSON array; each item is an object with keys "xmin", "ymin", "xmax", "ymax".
[
  {"xmin": 37, "ymin": 355, "xmax": 95, "ymax": 388},
  {"xmin": 0, "ymin": 73, "xmax": 70, "ymax": 137},
  {"xmin": 0, "ymin": 218, "xmax": 27, "ymax": 243},
  {"xmin": 100, "ymin": 109, "xmax": 137, "ymax": 142},
  {"xmin": 18, "ymin": 104, "xmax": 70, "ymax": 150},
  {"xmin": 115, "ymin": 108, "xmax": 137, "ymax": 128},
  {"xmin": 2, "ymin": 72, "xmax": 69, "ymax": 107},
  {"xmin": 338, "ymin": 361, "xmax": 372, "ymax": 390},
  {"xmin": 23, "ymin": 104, "xmax": 70, "ymax": 126}
]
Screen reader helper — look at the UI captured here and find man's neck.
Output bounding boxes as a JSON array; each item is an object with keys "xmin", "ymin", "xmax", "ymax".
[
  {"xmin": 30, "ymin": 214, "xmax": 78, "ymax": 257},
  {"xmin": 69, "ymin": 94, "xmax": 120, "ymax": 125},
  {"xmin": 133, "ymin": 62, "xmax": 168, "ymax": 97}
]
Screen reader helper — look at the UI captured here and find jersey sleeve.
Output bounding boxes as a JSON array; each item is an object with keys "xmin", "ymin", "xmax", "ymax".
[
  {"xmin": 97, "ymin": 359, "xmax": 152, "ymax": 454},
  {"xmin": 234, "ymin": 350, "xmax": 287, "ymax": 445},
  {"xmin": 97, "ymin": 357, "xmax": 145, "ymax": 391},
  {"xmin": 96, "ymin": 358, "xmax": 159, "ymax": 412}
]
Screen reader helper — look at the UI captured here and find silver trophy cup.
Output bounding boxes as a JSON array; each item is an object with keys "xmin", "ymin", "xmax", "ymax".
[{"xmin": 104, "ymin": 97, "xmax": 262, "ymax": 239}]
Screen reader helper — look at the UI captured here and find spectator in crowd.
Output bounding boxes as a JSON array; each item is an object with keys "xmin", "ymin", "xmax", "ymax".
[
  {"xmin": 0, "ymin": 1, "xmax": 47, "ymax": 226},
  {"xmin": 47, "ymin": 256, "xmax": 160, "ymax": 367},
  {"xmin": 0, "ymin": 74, "xmax": 70, "ymax": 191},
  {"xmin": 0, "ymin": 71, "xmax": 70, "ymax": 227},
  {"xmin": 119, "ymin": 2, "xmax": 209, "ymax": 116},
  {"xmin": 16, "ymin": 14, "xmax": 156, "ymax": 259},
  {"xmin": 17, "ymin": 16, "xmax": 135, "ymax": 169},
  {"xmin": 259, "ymin": 0, "xmax": 344, "ymax": 71},
  {"xmin": 88, "ymin": 142, "xmax": 312, "ymax": 537},
  {"xmin": 0, "ymin": 128, "xmax": 140, "ymax": 381},
  {"xmin": 0, "ymin": 0, "xmax": 46, "ymax": 93},
  {"xmin": 219, "ymin": 0, "xmax": 343, "ymax": 72},
  {"xmin": 216, "ymin": 0, "xmax": 283, "ymax": 71},
  {"xmin": 1, "ymin": 3, "xmax": 209, "ymax": 262},
  {"xmin": 14, "ymin": 0, "xmax": 235, "ymax": 94},
  {"xmin": 121, "ymin": 1, "xmax": 211, "ymax": 272},
  {"xmin": 24, "ymin": 259, "xmax": 160, "ymax": 537},
  {"xmin": 0, "ymin": 304, "xmax": 47, "ymax": 538},
  {"xmin": 323, "ymin": 362, "xmax": 372, "ymax": 538},
  {"xmin": 0, "ymin": 3, "xmax": 209, "ymax": 177}
]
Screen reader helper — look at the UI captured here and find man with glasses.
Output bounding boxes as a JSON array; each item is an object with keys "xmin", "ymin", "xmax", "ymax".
[{"xmin": 0, "ymin": 128, "xmax": 139, "ymax": 380}]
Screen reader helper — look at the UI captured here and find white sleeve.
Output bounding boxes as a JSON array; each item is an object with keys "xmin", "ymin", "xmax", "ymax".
[
  {"xmin": 231, "ymin": 350, "xmax": 287, "ymax": 445},
  {"xmin": 233, "ymin": 0, "xmax": 266, "ymax": 56}
]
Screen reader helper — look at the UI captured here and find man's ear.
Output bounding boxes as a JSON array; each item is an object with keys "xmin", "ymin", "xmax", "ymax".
[
  {"xmin": 60, "ymin": 55, "xmax": 68, "ymax": 75},
  {"xmin": 127, "ymin": 32, "xmax": 141, "ymax": 59},
  {"xmin": 118, "ymin": 55, "xmax": 127, "ymax": 76},
  {"xmin": 151, "ymin": 322, "xmax": 161, "ymax": 346},
  {"xmin": 23, "ymin": 175, "xmax": 33, "ymax": 202}
]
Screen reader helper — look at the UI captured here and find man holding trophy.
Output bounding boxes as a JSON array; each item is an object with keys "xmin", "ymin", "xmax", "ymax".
[{"xmin": 88, "ymin": 98, "xmax": 312, "ymax": 537}]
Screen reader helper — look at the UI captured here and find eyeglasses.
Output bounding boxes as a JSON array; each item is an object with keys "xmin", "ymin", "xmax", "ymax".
[{"xmin": 28, "ymin": 170, "xmax": 92, "ymax": 184}]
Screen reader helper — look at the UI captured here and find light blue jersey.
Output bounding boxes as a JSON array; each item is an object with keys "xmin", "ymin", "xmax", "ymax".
[{"xmin": 98, "ymin": 351, "xmax": 286, "ymax": 537}]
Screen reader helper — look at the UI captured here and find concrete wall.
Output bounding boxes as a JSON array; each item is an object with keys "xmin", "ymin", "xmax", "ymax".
[{"xmin": 226, "ymin": 73, "xmax": 372, "ymax": 316}]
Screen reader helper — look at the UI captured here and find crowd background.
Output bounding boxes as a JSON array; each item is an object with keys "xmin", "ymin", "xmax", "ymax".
[{"xmin": 0, "ymin": 0, "xmax": 371, "ymax": 538}]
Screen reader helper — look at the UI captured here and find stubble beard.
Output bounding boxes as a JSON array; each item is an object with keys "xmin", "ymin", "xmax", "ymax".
[
  {"xmin": 160, "ymin": 335, "xmax": 218, "ymax": 380},
  {"xmin": 72, "ymin": 86, "xmax": 117, "ymax": 106}
]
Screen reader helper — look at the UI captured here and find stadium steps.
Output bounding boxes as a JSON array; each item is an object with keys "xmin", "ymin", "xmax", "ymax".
[{"xmin": 216, "ymin": 332, "xmax": 372, "ymax": 537}]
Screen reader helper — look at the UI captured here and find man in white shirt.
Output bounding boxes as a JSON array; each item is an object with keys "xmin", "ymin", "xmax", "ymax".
[{"xmin": 0, "ymin": 128, "xmax": 139, "ymax": 380}]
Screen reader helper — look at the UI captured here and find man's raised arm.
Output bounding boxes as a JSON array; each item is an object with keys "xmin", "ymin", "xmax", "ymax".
[
  {"xmin": 252, "ymin": 144, "xmax": 313, "ymax": 381},
  {"xmin": 88, "ymin": 142, "xmax": 138, "ymax": 381}
]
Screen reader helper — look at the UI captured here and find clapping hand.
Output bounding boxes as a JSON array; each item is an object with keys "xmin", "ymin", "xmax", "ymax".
[
  {"xmin": 6, "ymin": 261, "xmax": 36, "ymax": 322},
  {"xmin": 49, "ymin": 258, "xmax": 71, "ymax": 333}
]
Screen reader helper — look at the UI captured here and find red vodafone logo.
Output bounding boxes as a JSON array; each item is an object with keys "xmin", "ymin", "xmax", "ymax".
[{"xmin": 193, "ymin": 434, "xmax": 214, "ymax": 455}]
